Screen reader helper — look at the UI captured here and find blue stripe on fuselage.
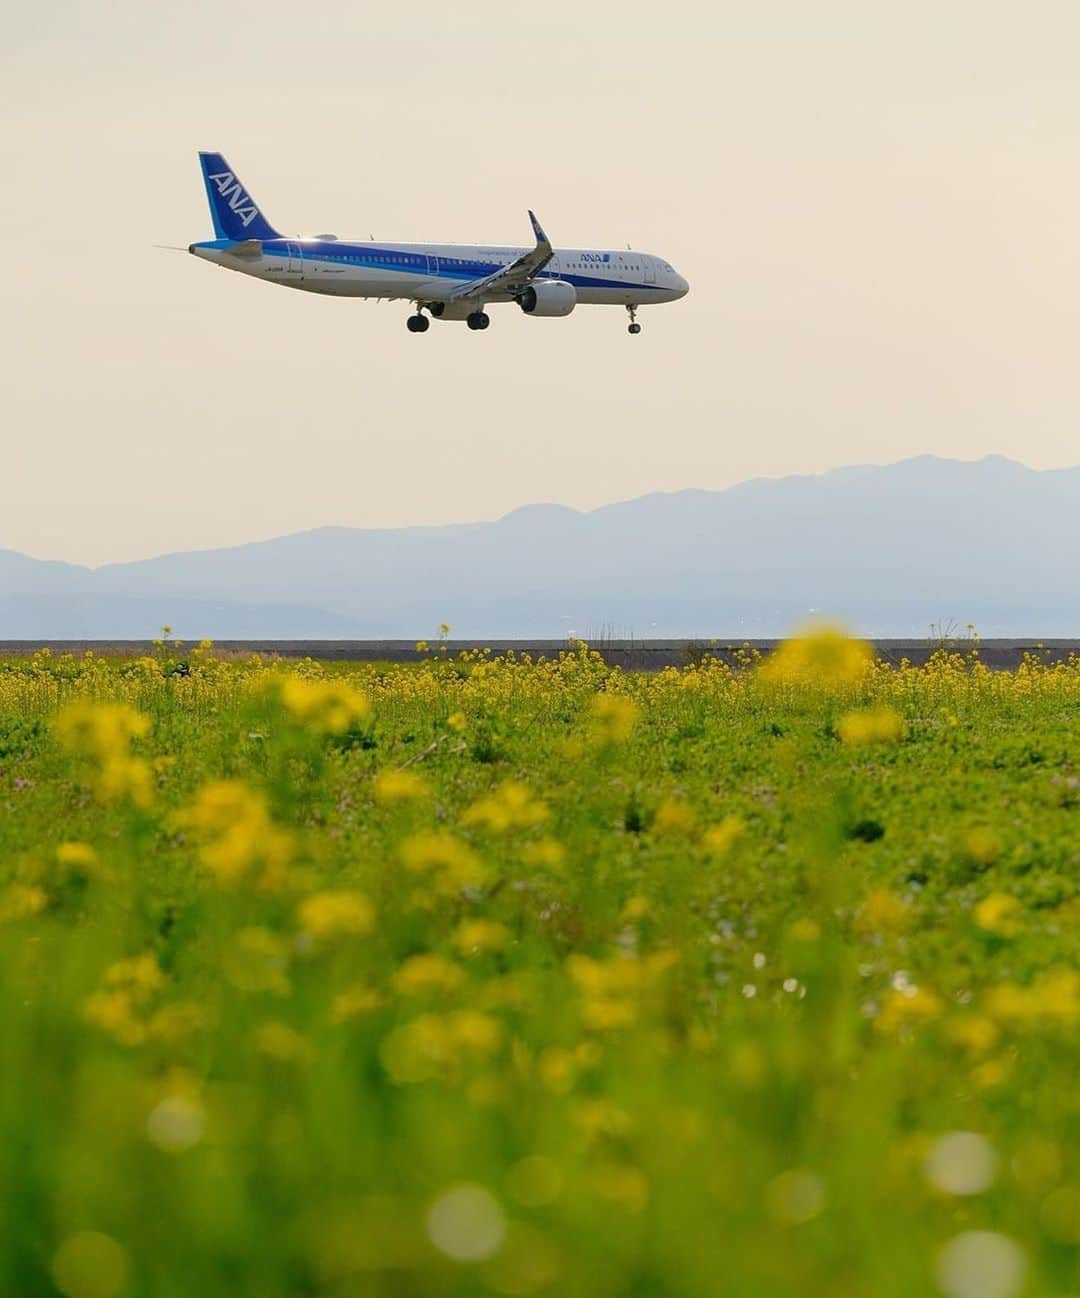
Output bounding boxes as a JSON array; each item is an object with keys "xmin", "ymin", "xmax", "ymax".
[{"xmin": 210, "ymin": 238, "xmax": 662, "ymax": 294}]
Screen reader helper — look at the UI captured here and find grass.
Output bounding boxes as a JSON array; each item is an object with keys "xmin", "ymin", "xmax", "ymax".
[{"xmin": 0, "ymin": 636, "xmax": 1077, "ymax": 1298}]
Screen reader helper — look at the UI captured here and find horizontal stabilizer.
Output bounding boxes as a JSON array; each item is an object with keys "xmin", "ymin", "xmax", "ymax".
[{"xmin": 226, "ymin": 239, "xmax": 262, "ymax": 258}]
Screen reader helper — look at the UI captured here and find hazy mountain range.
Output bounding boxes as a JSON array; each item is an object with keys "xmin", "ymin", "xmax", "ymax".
[{"xmin": 3, "ymin": 455, "xmax": 1079, "ymax": 639}]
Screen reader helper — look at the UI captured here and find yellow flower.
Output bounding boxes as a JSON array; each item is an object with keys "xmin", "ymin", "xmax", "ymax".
[
  {"xmin": 461, "ymin": 781, "xmax": 549, "ymax": 833},
  {"xmin": 453, "ymin": 919, "xmax": 511, "ymax": 954},
  {"xmin": 56, "ymin": 841, "xmax": 98, "ymax": 869},
  {"xmin": 298, "ymin": 890, "xmax": 374, "ymax": 941},
  {"xmin": 174, "ymin": 780, "xmax": 293, "ymax": 888},
  {"xmin": 331, "ymin": 984, "xmax": 384, "ymax": 1023},
  {"xmin": 0, "ymin": 883, "xmax": 47, "ymax": 924},
  {"xmin": 589, "ymin": 694, "xmax": 639, "ymax": 744},
  {"xmin": 974, "ymin": 892, "xmax": 1022, "ymax": 937},
  {"xmin": 964, "ymin": 827, "xmax": 1001, "ymax": 866},
  {"xmin": 399, "ymin": 832, "xmax": 486, "ymax": 894},
  {"xmin": 876, "ymin": 984, "xmax": 943, "ymax": 1033},
  {"xmin": 278, "ymin": 676, "xmax": 370, "ymax": 734},
  {"xmin": 789, "ymin": 917, "xmax": 821, "ymax": 943},
  {"xmin": 53, "ymin": 701, "xmax": 153, "ymax": 807},
  {"xmin": 759, "ymin": 623, "xmax": 873, "ymax": 688},
  {"xmin": 702, "ymin": 816, "xmax": 745, "ymax": 856},
  {"xmin": 837, "ymin": 706, "xmax": 905, "ymax": 746},
  {"xmin": 373, "ymin": 769, "xmax": 429, "ymax": 803},
  {"xmin": 54, "ymin": 700, "xmax": 150, "ymax": 760},
  {"xmin": 520, "ymin": 839, "xmax": 567, "ymax": 870},
  {"xmin": 856, "ymin": 889, "xmax": 910, "ymax": 936},
  {"xmin": 620, "ymin": 895, "xmax": 650, "ymax": 922},
  {"xmin": 393, "ymin": 954, "xmax": 465, "ymax": 997},
  {"xmin": 253, "ymin": 1020, "xmax": 312, "ymax": 1063},
  {"xmin": 105, "ymin": 953, "xmax": 165, "ymax": 1001},
  {"xmin": 985, "ymin": 968, "xmax": 1079, "ymax": 1027},
  {"xmin": 945, "ymin": 1015, "xmax": 1000, "ymax": 1055},
  {"xmin": 652, "ymin": 799, "xmax": 696, "ymax": 836},
  {"xmin": 446, "ymin": 712, "xmax": 467, "ymax": 732}
]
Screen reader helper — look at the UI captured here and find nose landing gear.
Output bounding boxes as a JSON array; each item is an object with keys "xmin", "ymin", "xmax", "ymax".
[
  {"xmin": 627, "ymin": 305, "xmax": 642, "ymax": 335},
  {"xmin": 407, "ymin": 311, "xmax": 430, "ymax": 333}
]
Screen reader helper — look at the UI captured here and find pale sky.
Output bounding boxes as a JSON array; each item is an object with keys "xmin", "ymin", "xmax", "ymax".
[{"xmin": 4, "ymin": 1, "xmax": 1080, "ymax": 565}]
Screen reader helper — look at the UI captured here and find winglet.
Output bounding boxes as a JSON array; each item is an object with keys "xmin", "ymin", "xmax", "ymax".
[{"xmin": 528, "ymin": 210, "xmax": 552, "ymax": 251}]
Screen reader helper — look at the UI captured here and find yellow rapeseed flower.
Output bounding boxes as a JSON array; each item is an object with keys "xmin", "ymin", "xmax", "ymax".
[
  {"xmin": 702, "ymin": 815, "xmax": 745, "ymax": 856},
  {"xmin": 332, "ymin": 984, "xmax": 384, "ymax": 1022},
  {"xmin": 278, "ymin": 676, "xmax": 371, "ymax": 734},
  {"xmin": 399, "ymin": 832, "xmax": 486, "ymax": 894},
  {"xmin": 53, "ymin": 701, "xmax": 154, "ymax": 807},
  {"xmin": 174, "ymin": 780, "xmax": 293, "ymax": 887},
  {"xmin": 759, "ymin": 623, "xmax": 873, "ymax": 688},
  {"xmin": 837, "ymin": 706, "xmax": 905, "ymax": 746},
  {"xmin": 856, "ymin": 889, "xmax": 910, "ymax": 936},
  {"xmin": 876, "ymin": 985, "xmax": 944, "ymax": 1034},
  {"xmin": 520, "ymin": 839, "xmax": 567, "ymax": 870},
  {"xmin": 974, "ymin": 892, "xmax": 1022, "ymax": 937},
  {"xmin": 453, "ymin": 919, "xmax": 511, "ymax": 954},
  {"xmin": 0, "ymin": 883, "xmax": 47, "ymax": 924},
  {"xmin": 373, "ymin": 769, "xmax": 429, "ymax": 803},
  {"xmin": 589, "ymin": 694, "xmax": 639, "ymax": 744},
  {"xmin": 964, "ymin": 827, "xmax": 1002, "ymax": 866},
  {"xmin": 298, "ymin": 890, "xmax": 375, "ymax": 941},
  {"xmin": 652, "ymin": 799, "xmax": 696, "ymax": 836},
  {"xmin": 461, "ymin": 781, "xmax": 549, "ymax": 833},
  {"xmin": 393, "ymin": 954, "xmax": 465, "ymax": 997}
]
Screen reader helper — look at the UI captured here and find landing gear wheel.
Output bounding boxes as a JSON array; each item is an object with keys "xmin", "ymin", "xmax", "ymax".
[
  {"xmin": 407, "ymin": 313, "xmax": 430, "ymax": 333},
  {"xmin": 626, "ymin": 305, "xmax": 641, "ymax": 335},
  {"xmin": 467, "ymin": 311, "xmax": 490, "ymax": 331},
  {"xmin": 628, "ymin": 322, "xmax": 642, "ymax": 335}
]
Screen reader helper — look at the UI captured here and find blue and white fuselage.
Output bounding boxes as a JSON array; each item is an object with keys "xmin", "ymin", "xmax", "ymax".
[{"xmin": 187, "ymin": 152, "xmax": 688, "ymax": 334}]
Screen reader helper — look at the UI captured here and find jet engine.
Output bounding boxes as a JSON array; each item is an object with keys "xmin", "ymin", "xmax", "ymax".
[{"xmin": 517, "ymin": 281, "xmax": 577, "ymax": 317}]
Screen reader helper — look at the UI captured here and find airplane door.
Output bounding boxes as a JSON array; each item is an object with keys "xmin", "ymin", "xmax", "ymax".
[
  {"xmin": 427, "ymin": 254, "xmax": 440, "ymax": 277},
  {"xmin": 286, "ymin": 241, "xmax": 303, "ymax": 279},
  {"xmin": 644, "ymin": 255, "xmax": 657, "ymax": 285}
]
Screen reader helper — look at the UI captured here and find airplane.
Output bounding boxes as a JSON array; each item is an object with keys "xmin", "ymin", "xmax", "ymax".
[{"xmin": 186, "ymin": 152, "xmax": 689, "ymax": 335}]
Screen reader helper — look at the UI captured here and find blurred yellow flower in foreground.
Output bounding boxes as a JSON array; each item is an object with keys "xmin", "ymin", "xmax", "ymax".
[
  {"xmin": 857, "ymin": 889, "xmax": 910, "ymax": 936},
  {"xmin": 0, "ymin": 882, "xmax": 47, "ymax": 924},
  {"xmin": 393, "ymin": 954, "xmax": 465, "ymax": 997},
  {"xmin": 54, "ymin": 701, "xmax": 154, "ymax": 808},
  {"xmin": 589, "ymin": 694, "xmax": 639, "ymax": 744},
  {"xmin": 760, "ymin": 624, "xmax": 873, "ymax": 688},
  {"xmin": 454, "ymin": 919, "xmax": 511, "ymax": 954},
  {"xmin": 877, "ymin": 984, "xmax": 943, "ymax": 1034},
  {"xmin": 279, "ymin": 676, "xmax": 370, "ymax": 734},
  {"xmin": 174, "ymin": 780, "xmax": 293, "ymax": 888},
  {"xmin": 652, "ymin": 799, "xmax": 696, "ymax": 836},
  {"xmin": 837, "ymin": 706, "xmax": 905, "ymax": 746},
  {"xmin": 702, "ymin": 816, "xmax": 745, "ymax": 857},
  {"xmin": 462, "ymin": 781, "xmax": 549, "ymax": 833},
  {"xmin": 964, "ymin": 827, "xmax": 1001, "ymax": 866},
  {"xmin": 399, "ymin": 832, "xmax": 486, "ymax": 893},
  {"xmin": 985, "ymin": 968, "xmax": 1079, "ymax": 1027},
  {"xmin": 298, "ymin": 890, "xmax": 375, "ymax": 941},
  {"xmin": 974, "ymin": 892, "xmax": 1022, "ymax": 938},
  {"xmin": 373, "ymin": 769, "xmax": 429, "ymax": 803}
]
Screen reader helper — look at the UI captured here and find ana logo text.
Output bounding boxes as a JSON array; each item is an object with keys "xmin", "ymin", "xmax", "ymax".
[
  {"xmin": 580, "ymin": 253, "xmax": 611, "ymax": 263},
  {"xmin": 208, "ymin": 171, "xmax": 259, "ymax": 228}
]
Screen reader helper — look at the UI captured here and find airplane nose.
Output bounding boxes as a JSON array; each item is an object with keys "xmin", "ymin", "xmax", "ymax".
[{"xmin": 675, "ymin": 273, "xmax": 689, "ymax": 298}]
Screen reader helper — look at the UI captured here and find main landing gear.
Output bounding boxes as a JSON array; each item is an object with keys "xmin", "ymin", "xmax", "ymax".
[
  {"xmin": 467, "ymin": 311, "xmax": 490, "ymax": 331},
  {"xmin": 626, "ymin": 305, "xmax": 642, "ymax": 336},
  {"xmin": 406, "ymin": 311, "xmax": 430, "ymax": 333}
]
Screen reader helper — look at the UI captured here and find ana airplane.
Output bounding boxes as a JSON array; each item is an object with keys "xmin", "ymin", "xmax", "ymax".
[{"xmin": 187, "ymin": 152, "xmax": 689, "ymax": 335}]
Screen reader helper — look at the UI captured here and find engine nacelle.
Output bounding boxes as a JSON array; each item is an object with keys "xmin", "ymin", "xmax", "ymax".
[{"xmin": 518, "ymin": 281, "xmax": 577, "ymax": 317}]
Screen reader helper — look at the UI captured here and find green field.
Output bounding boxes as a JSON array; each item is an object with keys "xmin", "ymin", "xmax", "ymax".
[{"xmin": 0, "ymin": 635, "xmax": 1077, "ymax": 1298}]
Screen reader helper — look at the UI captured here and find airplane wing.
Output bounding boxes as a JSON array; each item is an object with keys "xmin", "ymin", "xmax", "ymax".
[{"xmin": 447, "ymin": 211, "xmax": 553, "ymax": 301}]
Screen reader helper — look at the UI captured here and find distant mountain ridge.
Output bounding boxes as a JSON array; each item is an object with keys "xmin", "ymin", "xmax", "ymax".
[{"xmin": 3, "ymin": 455, "xmax": 1079, "ymax": 638}]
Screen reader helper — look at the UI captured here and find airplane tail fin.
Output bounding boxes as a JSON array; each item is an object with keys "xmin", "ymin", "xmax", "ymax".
[{"xmin": 198, "ymin": 152, "xmax": 280, "ymax": 240}]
